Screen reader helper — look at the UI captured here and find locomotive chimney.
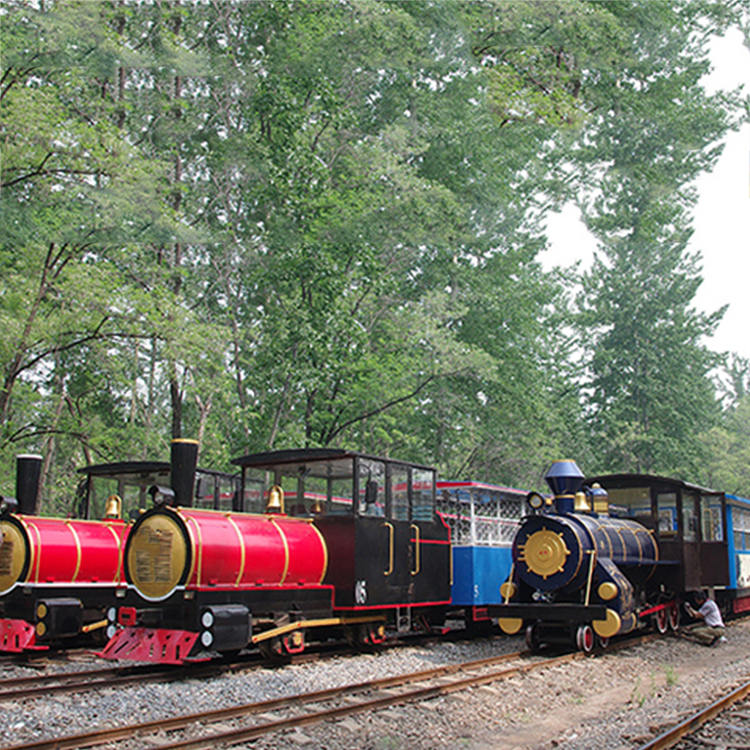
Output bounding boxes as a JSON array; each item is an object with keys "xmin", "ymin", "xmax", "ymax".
[
  {"xmin": 16, "ymin": 454, "xmax": 43, "ymax": 515},
  {"xmin": 170, "ymin": 439, "xmax": 199, "ymax": 508},
  {"xmin": 545, "ymin": 460, "xmax": 584, "ymax": 514}
]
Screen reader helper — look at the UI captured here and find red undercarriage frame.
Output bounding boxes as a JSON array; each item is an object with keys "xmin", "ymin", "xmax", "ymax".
[
  {"xmin": 0, "ymin": 618, "xmax": 46, "ymax": 653},
  {"xmin": 98, "ymin": 627, "xmax": 201, "ymax": 665}
]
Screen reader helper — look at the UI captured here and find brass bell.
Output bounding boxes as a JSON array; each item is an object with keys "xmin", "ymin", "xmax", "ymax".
[
  {"xmin": 266, "ymin": 485, "xmax": 285, "ymax": 514},
  {"xmin": 104, "ymin": 494, "xmax": 122, "ymax": 519},
  {"xmin": 574, "ymin": 491, "xmax": 591, "ymax": 513}
]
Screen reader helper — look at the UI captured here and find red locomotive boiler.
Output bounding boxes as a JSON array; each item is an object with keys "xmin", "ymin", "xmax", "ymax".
[{"xmin": 0, "ymin": 454, "xmax": 129, "ymax": 651}]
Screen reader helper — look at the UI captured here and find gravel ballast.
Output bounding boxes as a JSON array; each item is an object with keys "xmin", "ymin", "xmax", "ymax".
[{"xmin": 2, "ymin": 621, "xmax": 750, "ymax": 750}]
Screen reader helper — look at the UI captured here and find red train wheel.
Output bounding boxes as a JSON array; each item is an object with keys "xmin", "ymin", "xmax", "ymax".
[
  {"xmin": 281, "ymin": 630, "xmax": 306, "ymax": 655},
  {"xmin": 576, "ymin": 624, "xmax": 595, "ymax": 654},
  {"xmin": 668, "ymin": 602, "xmax": 680, "ymax": 631},
  {"xmin": 654, "ymin": 607, "xmax": 668, "ymax": 634}
]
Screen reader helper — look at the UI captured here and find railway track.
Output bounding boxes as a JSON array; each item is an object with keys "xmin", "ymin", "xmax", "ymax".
[
  {"xmin": 4, "ymin": 635, "xmax": 659, "ymax": 750},
  {"xmin": 0, "ymin": 629, "xmax": 494, "ymax": 702},
  {"xmin": 0, "ymin": 660, "xmax": 226, "ymax": 703},
  {"xmin": 0, "ymin": 647, "xmax": 348, "ymax": 703},
  {"xmin": 635, "ymin": 679, "xmax": 750, "ymax": 750},
  {"xmin": 4, "ymin": 649, "xmax": 557, "ymax": 750}
]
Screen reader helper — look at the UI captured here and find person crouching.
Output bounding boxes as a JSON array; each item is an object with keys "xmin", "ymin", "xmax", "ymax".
[{"xmin": 683, "ymin": 590, "xmax": 726, "ymax": 646}]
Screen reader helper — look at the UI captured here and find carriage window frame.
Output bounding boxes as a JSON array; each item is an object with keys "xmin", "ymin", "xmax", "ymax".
[{"xmin": 388, "ymin": 463, "xmax": 410, "ymax": 522}]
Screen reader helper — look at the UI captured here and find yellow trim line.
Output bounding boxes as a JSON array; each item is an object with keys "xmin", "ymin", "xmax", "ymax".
[{"xmin": 251, "ymin": 615, "xmax": 386, "ymax": 644}]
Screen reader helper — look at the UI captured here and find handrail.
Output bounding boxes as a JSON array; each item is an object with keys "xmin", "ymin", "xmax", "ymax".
[{"xmin": 383, "ymin": 522, "xmax": 394, "ymax": 576}]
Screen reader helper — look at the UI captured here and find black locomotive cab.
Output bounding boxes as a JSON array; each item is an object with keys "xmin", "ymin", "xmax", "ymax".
[
  {"xmin": 233, "ymin": 449, "xmax": 451, "ymax": 642},
  {"xmin": 588, "ymin": 474, "xmax": 729, "ymax": 593}
]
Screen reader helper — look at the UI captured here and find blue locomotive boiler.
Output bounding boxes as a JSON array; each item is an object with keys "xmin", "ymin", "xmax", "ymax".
[{"xmin": 494, "ymin": 460, "xmax": 677, "ymax": 652}]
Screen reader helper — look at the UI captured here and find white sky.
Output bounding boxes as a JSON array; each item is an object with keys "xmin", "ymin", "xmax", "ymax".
[{"xmin": 544, "ymin": 28, "xmax": 750, "ymax": 360}]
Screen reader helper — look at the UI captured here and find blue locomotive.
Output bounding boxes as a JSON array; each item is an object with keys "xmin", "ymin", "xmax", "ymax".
[{"xmin": 494, "ymin": 460, "xmax": 750, "ymax": 652}]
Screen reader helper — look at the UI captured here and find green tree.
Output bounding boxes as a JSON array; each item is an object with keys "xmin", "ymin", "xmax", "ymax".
[{"xmin": 567, "ymin": 2, "xmax": 740, "ymax": 475}]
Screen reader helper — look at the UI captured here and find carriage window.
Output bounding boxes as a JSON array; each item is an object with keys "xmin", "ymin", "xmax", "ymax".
[
  {"xmin": 735, "ymin": 507, "xmax": 750, "ymax": 551},
  {"xmin": 301, "ymin": 475, "xmax": 328, "ymax": 516},
  {"xmin": 412, "ymin": 469, "xmax": 434, "ymax": 522},
  {"xmin": 216, "ymin": 475, "xmax": 239, "ymax": 511},
  {"xmin": 390, "ymin": 465, "xmax": 409, "ymax": 521},
  {"xmin": 358, "ymin": 459, "xmax": 385, "ymax": 517},
  {"xmin": 324, "ymin": 476, "xmax": 354, "ymax": 515},
  {"xmin": 657, "ymin": 492, "xmax": 677, "ymax": 536},
  {"xmin": 606, "ymin": 486, "xmax": 651, "ymax": 519},
  {"xmin": 242, "ymin": 471, "xmax": 265, "ymax": 513},
  {"xmin": 87, "ymin": 473, "xmax": 166, "ymax": 520},
  {"xmin": 701, "ymin": 495, "xmax": 723, "ymax": 542},
  {"xmin": 682, "ymin": 493, "xmax": 697, "ymax": 542}
]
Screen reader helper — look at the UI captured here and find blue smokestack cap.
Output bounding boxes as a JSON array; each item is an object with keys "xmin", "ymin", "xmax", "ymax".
[{"xmin": 545, "ymin": 460, "xmax": 585, "ymax": 498}]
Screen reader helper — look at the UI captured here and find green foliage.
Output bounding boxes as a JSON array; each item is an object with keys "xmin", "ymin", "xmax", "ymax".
[{"xmin": 0, "ymin": 0, "xmax": 747, "ymax": 507}]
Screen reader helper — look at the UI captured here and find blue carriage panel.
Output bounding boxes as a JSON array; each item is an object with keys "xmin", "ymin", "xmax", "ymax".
[
  {"xmin": 436, "ymin": 480, "xmax": 525, "ymax": 608},
  {"xmin": 727, "ymin": 495, "xmax": 750, "ymax": 591},
  {"xmin": 451, "ymin": 545, "xmax": 513, "ymax": 606}
]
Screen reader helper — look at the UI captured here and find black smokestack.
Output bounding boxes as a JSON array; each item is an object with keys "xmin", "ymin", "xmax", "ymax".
[
  {"xmin": 16, "ymin": 454, "xmax": 43, "ymax": 515},
  {"xmin": 170, "ymin": 439, "xmax": 199, "ymax": 508}
]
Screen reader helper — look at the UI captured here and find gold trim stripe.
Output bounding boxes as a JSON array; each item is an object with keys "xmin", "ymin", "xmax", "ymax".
[
  {"xmin": 226, "ymin": 514, "xmax": 246, "ymax": 586},
  {"xmin": 66, "ymin": 521, "xmax": 82, "ymax": 583},
  {"xmin": 270, "ymin": 518, "xmax": 290, "ymax": 584},
  {"xmin": 251, "ymin": 615, "xmax": 385, "ymax": 644}
]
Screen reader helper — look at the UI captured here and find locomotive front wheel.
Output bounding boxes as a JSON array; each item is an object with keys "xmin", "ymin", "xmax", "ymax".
[
  {"xmin": 525, "ymin": 622, "xmax": 542, "ymax": 653},
  {"xmin": 281, "ymin": 629, "xmax": 306, "ymax": 655},
  {"xmin": 596, "ymin": 635, "xmax": 609, "ymax": 650},
  {"xmin": 654, "ymin": 607, "xmax": 669, "ymax": 635},
  {"xmin": 575, "ymin": 624, "xmax": 595, "ymax": 654}
]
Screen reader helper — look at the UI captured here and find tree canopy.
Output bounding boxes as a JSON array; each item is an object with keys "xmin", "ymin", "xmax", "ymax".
[{"xmin": 1, "ymin": 0, "xmax": 748, "ymax": 510}]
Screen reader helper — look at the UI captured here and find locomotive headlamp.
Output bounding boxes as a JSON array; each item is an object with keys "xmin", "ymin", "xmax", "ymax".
[
  {"xmin": 0, "ymin": 496, "xmax": 18, "ymax": 516},
  {"xmin": 149, "ymin": 485, "xmax": 175, "ymax": 506},
  {"xmin": 526, "ymin": 492, "xmax": 545, "ymax": 511},
  {"xmin": 34, "ymin": 598, "xmax": 83, "ymax": 640},
  {"xmin": 199, "ymin": 605, "xmax": 250, "ymax": 653},
  {"xmin": 106, "ymin": 607, "xmax": 118, "ymax": 640}
]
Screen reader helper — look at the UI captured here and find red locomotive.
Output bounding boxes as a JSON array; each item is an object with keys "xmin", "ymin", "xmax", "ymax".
[{"xmin": 101, "ymin": 448, "xmax": 455, "ymax": 663}]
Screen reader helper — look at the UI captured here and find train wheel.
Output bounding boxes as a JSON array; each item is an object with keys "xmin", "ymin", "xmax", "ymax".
[
  {"xmin": 361, "ymin": 622, "xmax": 386, "ymax": 647},
  {"xmin": 668, "ymin": 602, "xmax": 680, "ymax": 631},
  {"xmin": 258, "ymin": 637, "xmax": 283, "ymax": 659},
  {"xmin": 525, "ymin": 623, "xmax": 542, "ymax": 653},
  {"xmin": 654, "ymin": 607, "xmax": 669, "ymax": 635},
  {"xmin": 597, "ymin": 635, "xmax": 610, "ymax": 650},
  {"xmin": 281, "ymin": 630, "xmax": 306, "ymax": 655},
  {"xmin": 346, "ymin": 623, "xmax": 386, "ymax": 650},
  {"xmin": 575, "ymin": 624, "xmax": 595, "ymax": 655}
]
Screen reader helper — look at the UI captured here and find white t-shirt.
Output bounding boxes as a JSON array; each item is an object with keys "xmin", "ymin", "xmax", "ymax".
[{"xmin": 699, "ymin": 599, "xmax": 724, "ymax": 628}]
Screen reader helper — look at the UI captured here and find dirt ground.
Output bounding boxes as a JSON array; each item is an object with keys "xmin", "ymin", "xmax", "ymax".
[{"xmin": 470, "ymin": 621, "xmax": 750, "ymax": 750}]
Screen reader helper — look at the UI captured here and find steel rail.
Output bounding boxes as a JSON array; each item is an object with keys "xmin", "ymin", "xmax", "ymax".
[
  {"xmin": 2, "ymin": 633, "xmax": 658, "ymax": 750},
  {"xmin": 3, "ymin": 649, "xmax": 539, "ymax": 750},
  {"xmin": 634, "ymin": 678, "xmax": 750, "ymax": 750}
]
